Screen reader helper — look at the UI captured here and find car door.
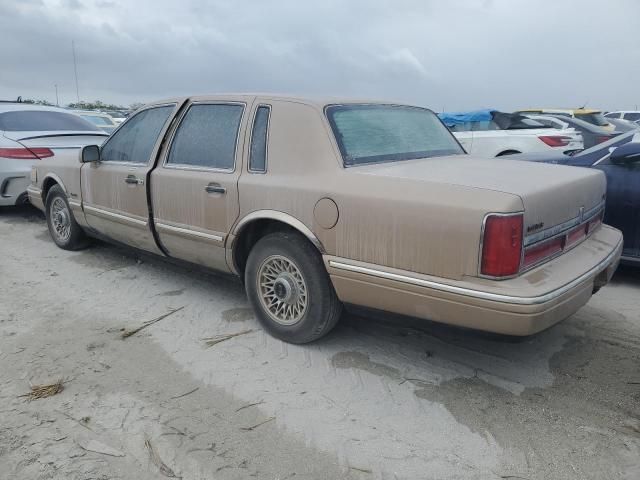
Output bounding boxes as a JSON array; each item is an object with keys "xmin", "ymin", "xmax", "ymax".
[
  {"xmin": 594, "ymin": 156, "xmax": 640, "ymax": 260},
  {"xmin": 81, "ymin": 103, "xmax": 178, "ymax": 253},
  {"xmin": 150, "ymin": 100, "xmax": 248, "ymax": 272}
]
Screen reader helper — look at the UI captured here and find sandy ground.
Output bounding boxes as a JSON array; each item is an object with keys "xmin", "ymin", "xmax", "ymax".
[{"xmin": 1, "ymin": 205, "xmax": 639, "ymax": 480}]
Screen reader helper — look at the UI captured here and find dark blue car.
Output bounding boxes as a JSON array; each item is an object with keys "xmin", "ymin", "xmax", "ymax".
[{"xmin": 512, "ymin": 131, "xmax": 640, "ymax": 264}]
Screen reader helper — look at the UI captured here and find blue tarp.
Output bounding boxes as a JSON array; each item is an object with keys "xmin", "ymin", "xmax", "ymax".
[{"xmin": 438, "ymin": 109, "xmax": 495, "ymax": 127}]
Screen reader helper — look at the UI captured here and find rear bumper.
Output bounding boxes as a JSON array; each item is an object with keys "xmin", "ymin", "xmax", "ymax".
[
  {"xmin": 0, "ymin": 172, "xmax": 30, "ymax": 206},
  {"xmin": 325, "ymin": 225, "xmax": 623, "ymax": 336}
]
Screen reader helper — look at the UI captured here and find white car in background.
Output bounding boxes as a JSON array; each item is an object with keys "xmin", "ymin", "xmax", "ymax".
[
  {"xmin": 439, "ymin": 110, "xmax": 583, "ymax": 157},
  {"xmin": 0, "ymin": 104, "xmax": 108, "ymax": 206},
  {"xmin": 74, "ymin": 110, "xmax": 119, "ymax": 134},
  {"xmin": 605, "ymin": 111, "xmax": 640, "ymax": 125}
]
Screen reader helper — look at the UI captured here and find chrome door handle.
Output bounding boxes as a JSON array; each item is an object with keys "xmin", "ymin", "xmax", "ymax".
[
  {"xmin": 205, "ymin": 184, "xmax": 226, "ymax": 194},
  {"xmin": 125, "ymin": 175, "xmax": 143, "ymax": 185}
]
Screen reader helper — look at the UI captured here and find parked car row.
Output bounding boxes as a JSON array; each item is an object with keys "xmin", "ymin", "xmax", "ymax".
[
  {"xmin": 2, "ymin": 95, "xmax": 636, "ymax": 345},
  {"xmin": 0, "ymin": 103, "xmax": 108, "ymax": 206},
  {"xmin": 20, "ymin": 94, "xmax": 626, "ymax": 346}
]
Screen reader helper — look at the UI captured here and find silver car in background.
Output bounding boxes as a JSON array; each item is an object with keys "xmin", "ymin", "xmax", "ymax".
[{"xmin": 0, "ymin": 104, "xmax": 108, "ymax": 206}]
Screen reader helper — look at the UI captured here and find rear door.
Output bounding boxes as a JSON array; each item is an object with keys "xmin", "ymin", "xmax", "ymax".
[
  {"xmin": 150, "ymin": 100, "xmax": 248, "ymax": 271},
  {"xmin": 81, "ymin": 103, "xmax": 178, "ymax": 253}
]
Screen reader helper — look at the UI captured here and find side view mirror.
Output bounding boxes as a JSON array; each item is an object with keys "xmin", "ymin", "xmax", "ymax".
[
  {"xmin": 81, "ymin": 145, "xmax": 100, "ymax": 163},
  {"xmin": 610, "ymin": 142, "xmax": 640, "ymax": 164}
]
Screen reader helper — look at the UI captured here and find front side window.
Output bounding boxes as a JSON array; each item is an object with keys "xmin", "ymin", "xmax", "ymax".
[
  {"xmin": 101, "ymin": 105, "xmax": 173, "ymax": 163},
  {"xmin": 326, "ymin": 104, "xmax": 463, "ymax": 166},
  {"xmin": 167, "ymin": 104, "xmax": 244, "ymax": 170},
  {"xmin": 624, "ymin": 112, "xmax": 640, "ymax": 121},
  {"xmin": 249, "ymin": 106, "xmax": 270, "ymax": 172}
]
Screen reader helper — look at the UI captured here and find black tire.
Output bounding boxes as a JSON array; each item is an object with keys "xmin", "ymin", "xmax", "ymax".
[
  {"xmin": 245, "ymin": 231, "xmax": 342, "ymax": 344},
  {"xmin": 45, "ymin": 185, "xmax": 88, "ymax": 250}
]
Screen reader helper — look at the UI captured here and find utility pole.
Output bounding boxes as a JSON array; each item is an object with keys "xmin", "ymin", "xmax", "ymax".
[
  {"xmin": 54, "ymin": 84, "xmax": 59, "ymax": 106},
  {"xmin": 72, "ymin": 40, "xmax": 80, "ymax": 103}
]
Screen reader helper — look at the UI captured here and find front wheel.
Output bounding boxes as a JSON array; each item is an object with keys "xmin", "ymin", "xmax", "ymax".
[
  {"xmin": 45, "ymin": 185, "xmax": 88, "ymax": 250},
  {"xmin": 245, "ymin": 231, "xmax": 342, "ymax": 344}
]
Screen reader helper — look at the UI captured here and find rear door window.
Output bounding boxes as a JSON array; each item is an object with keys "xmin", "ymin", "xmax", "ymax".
[
  {"xmin": 101, "ymin": 105, "xmax": 174, "ymax": 164},
  {"xmin": 167, "ymin": 103, "xmax": 244, "ymax": 170},
  {"xmin": 249, "ymin": 106, "xmax": 270, "ymax": 172}
]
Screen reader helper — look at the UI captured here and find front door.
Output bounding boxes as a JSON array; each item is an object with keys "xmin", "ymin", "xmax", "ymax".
[
  {"xmin": 150, "ymin": 101, "xmax": 247, "ymax": 271},
  {"xmin": 81, "ymin": 104, "xmax": 178, "ymax": 253}
]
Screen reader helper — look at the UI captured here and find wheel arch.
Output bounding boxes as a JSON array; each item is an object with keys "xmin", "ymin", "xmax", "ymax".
[
  {"xmin": 41, "ymin": 173, "xmax": 67, "ymax": 202},
  {"xmin": 228, "ymin": 210, "xmax": 325, "ymax": 277}
]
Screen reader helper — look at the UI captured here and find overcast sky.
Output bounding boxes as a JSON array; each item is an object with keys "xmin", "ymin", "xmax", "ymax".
[{"xmin": 1, "ymin": 0, "xmax": 639, "ymax": 111}]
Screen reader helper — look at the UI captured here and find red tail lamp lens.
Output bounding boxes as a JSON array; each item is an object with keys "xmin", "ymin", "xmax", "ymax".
[{"xmin": 481, "ymin": 214, "xmax": 523, "ymax": 277}]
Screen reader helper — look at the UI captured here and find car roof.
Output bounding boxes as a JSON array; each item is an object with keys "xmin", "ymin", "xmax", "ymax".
[
  {"xmin": 518, "ymin": 108, "xmax": 602, "ymax": 114},
  {"xmin": 0, "ymin": 103, "xmax": 75, "ymax": 113},
  {"xmin": 144, "ymin": 93, "xmax": 424, "ymax": 110}
]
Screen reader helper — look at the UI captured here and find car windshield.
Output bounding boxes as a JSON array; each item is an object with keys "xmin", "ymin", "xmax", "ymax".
[
  {"xmin": 82, "ymin": 115, "xmax": 113, "ymax": 126},
  {"xmin": 326, "ymin": 104, "xmax": 464, "ymax": 166},
  {"xmin": 492, "ymin": 112, "xmax": 550, "ymax": 130},
  {"xmin": 0, "ymin": 110, "xmax": 101, "ymax": 132},
  {"xmin": 575, "ymin": 112, "xmax": 609, "ymax": 127}
]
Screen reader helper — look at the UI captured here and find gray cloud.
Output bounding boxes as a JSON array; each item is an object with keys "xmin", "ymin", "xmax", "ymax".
[{"xmin": 1, "ymin": 0, "xmax": 639, "ymax": 110}]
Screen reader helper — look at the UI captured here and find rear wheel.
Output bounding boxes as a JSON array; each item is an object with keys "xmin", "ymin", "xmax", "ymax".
[
  {"xmin": 45, "ymin": 185, "xmax": 88, "ymax": 250},
  {"xmin": 245, "ymin": 231, "xmax": 342, "ymax": 343}
]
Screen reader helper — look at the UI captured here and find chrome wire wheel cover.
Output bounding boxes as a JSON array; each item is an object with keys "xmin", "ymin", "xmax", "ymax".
[
  {"xmin": 257, "ymin": 255, "xmax": 308, "ymax": 325},
  {"xmin": 50, "ymin": 197, "xmax": 71, "ymax": 243}
]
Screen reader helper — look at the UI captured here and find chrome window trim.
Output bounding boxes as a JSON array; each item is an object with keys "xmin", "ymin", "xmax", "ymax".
[
  {"xmin": 329, "ymin": 237, "xmax": 621, "ymax": 306},
  {"xmin": 162, "ymin": 101, "xmax": 246, "ymax": 174},
  {"xmin": 155, "ymin": 222, "xmax": 224, "ymax": 242},
  {"xmin": 247, "ymin": 104, "xmax": 271, "ymax": 174},
  {"xmin": 99, "ymin": 103, "xmax": 177, "ymax": 166}
]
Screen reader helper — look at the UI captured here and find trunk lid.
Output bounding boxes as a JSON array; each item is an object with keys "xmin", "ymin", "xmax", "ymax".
[{"xmin": 353, "ymin": 155, "xmax": 606, "ymax": 235}]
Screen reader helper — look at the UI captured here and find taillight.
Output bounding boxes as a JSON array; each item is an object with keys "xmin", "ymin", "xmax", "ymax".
[
  {"xmin": 0, "ymin": 147, "xmax": 54, "ymax": 159},
  {"xmin": 596, "ymin": 136, "xmax": 610, "ymax": 144},
  {"xmin": 523, "ymin": 236, "xmax": 564, "ymax": 269},
  {"xmin": 481, "ymin": 214, "xmax": 523, "ymax": 277},
  {"xmin": 587, "ymin": 211, "xmax": 603, "ymax": 233},
  {"xmin": 538, "ymin": 136, "xmax": 572, "ymax": 147}
]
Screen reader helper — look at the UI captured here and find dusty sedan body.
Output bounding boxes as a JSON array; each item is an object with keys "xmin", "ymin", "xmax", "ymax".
[{"xmin": 28, "ymin": 95, "xmax": 623, "ymax": 343}]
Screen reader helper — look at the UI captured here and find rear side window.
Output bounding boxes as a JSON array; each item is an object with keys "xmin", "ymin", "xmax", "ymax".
[
  {"xmin": 0, "ymin": 110, "xmax": 100, "ymax": 132},
  {"xmin": 249, "ymin": 106, "xmax": 270, "ymax": 172},
  {"xmin": 101, "ymin": 105, "xmax": 174, "ymax": 164},
  {"xmin": 167, "ymin": 104, "xmax": 244, "ymax": 170},
  {"xmin": 606, "ymin": 112, "xmax": 621, "ymax": 119}
]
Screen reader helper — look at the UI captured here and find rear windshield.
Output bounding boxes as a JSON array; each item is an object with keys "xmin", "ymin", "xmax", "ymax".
[
  {"xmin": 0, "ymin": 110, "xmax": 100, "ymax": 132},
  {"xmin": 326, "ymin": 104, "xmax": 463, "ymax": 166},
  {"xmin": 575, "ymin": 112, "xmax": 609, "ymax": 127},
  {"xmin": 82, "ymin": 115, "xmax": 113, "ymax": 126}
]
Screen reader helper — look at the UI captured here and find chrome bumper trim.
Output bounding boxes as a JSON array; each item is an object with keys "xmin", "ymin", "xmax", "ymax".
[
  {"xmin": 156, "ymin": 222, "xmax": 224, "ymax": 242},
  {"xmin": 328, "ymin": 238, "xmax": 622, "ymax": 306},
  {"xmin": 84, "ymin": 205, "xmax": 147, "ymax": 227}
]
